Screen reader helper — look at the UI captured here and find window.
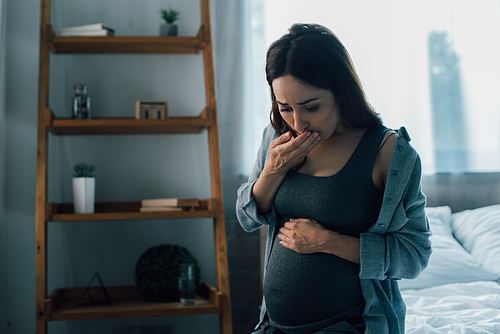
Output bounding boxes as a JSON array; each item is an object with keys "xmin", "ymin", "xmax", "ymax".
[{"xmin": 249, "ymin": 0, "xmax": 500, "ymax": 174}]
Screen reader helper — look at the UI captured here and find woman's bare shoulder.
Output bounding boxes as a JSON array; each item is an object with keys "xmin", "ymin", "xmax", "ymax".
[{"xmin": 373, "ymin": 131, "xmax": 397, "ymax": 189}]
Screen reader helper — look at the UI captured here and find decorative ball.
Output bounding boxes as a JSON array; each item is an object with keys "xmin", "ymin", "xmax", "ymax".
[{"xmin": 134, "ymin": 244, "xmax": 201, "ymax": 302}]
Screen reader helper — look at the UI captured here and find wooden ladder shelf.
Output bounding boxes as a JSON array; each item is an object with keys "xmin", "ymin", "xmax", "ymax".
[{"xmin": 35, "ymin": 0, "xmax": 232, "ymax": 333}]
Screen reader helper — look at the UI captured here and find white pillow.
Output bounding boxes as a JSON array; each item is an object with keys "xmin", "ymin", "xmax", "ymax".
[
  {"xmin": 398, "ymin": 206, "xmax": 500, "ymax": 290},
  {"xmin": 425, "ymin": 206, "xmax": 453, "ymax": 226},
  {"xmin": 451, "ymin": 204, "xmax": 500, "ymax": 275}
]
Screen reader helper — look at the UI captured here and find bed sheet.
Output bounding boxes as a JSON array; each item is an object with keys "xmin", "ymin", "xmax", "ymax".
[{"xmin": 402, "ymin": 281, "xmax": 500, "ymax": 333}]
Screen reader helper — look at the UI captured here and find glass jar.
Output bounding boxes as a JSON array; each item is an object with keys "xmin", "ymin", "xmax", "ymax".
[{"xmin": 72, "ymin": 84, "xmax": 91, "ymax": 119}]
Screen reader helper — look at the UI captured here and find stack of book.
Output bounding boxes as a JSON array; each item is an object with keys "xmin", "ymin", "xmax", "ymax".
[
  {"xmin": 140, "ymin": 198, "xmax": 200, "ymax": 212},
  {"xmin": 58, "ymin": 23, "xmax": 115, "ymax": 37}
]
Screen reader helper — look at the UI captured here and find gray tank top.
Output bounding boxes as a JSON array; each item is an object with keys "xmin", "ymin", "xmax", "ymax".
[{"xmin": 264, "ymin": 124, "xmax": 387, "ymax": 327}]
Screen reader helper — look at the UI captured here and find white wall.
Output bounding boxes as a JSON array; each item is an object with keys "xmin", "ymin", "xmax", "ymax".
[
  {"xmin": 5, "ymin": 0, "xmax": 40, "ymax": 332},
  {"xmin": 5, "ymin": 0, "xmax": 222, "ymax": 333}
]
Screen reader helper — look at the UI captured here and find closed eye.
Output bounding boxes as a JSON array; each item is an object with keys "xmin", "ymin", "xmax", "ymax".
[{"xmin": 305, "ymin": 104, "xmax": 319, "ymax": 112}]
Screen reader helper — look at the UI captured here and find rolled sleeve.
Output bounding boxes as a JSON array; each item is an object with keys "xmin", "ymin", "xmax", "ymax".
[
  {"xmin": 236, "ymin": 124, "xmax": 278, "ymax": 233},
  {"xmin": 236, "ymin": 180, "xmax": 276, "ymax": 232},
  {"xmin": 359, "ymin": 233, "xmax": 387, "ymax": 280}
]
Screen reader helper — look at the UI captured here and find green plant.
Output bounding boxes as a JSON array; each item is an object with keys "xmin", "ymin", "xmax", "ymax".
[
  {"xmin": 73, "ymin": 163, "xmax": 96, "ymax": 177},
  {"xmin": 134, "ymin": 244, "xmax": 201, "ymax": 302},
  {"xmin": 160, "ymin": 8, "xmax": 180, "ymax": 24}
]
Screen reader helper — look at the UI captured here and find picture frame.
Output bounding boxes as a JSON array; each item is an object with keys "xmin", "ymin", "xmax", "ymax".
[{"xmin": 135, "ymin": 100, "xmax": 168, "ymax": 119}]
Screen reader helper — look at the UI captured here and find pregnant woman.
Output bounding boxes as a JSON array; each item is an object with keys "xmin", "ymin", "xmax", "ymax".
[{"xmin": 236, "ymin": 23, "xmax": 432, "ymax": 334}]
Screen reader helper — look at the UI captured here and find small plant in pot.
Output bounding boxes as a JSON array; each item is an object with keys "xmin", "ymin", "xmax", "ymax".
[
  {"xmin": 72, "ymin": 163, "xmax": 96, "ymax": 214},
  {"xmin": 160, "ymin": 7, "xmax": 180, "ymax": 36}
]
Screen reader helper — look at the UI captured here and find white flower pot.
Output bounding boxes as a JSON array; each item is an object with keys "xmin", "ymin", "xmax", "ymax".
[
  {"xmin": 73, "ymin": 177, "xmax": 95, "ymax": 214},
  {"xmin": 160, "ymin": 23, "xmax": 178, "ymax": 36}
]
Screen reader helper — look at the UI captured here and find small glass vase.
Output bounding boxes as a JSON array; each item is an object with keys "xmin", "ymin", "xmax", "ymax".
[{"xmin": 178, "ymin": 263, "xmax": 195, "ymax": 306}]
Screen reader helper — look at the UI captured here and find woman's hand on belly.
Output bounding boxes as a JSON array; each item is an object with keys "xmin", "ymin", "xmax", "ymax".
[{"xmin": 279, "ymin": 218, "xmax": 361, "ymax": 264}]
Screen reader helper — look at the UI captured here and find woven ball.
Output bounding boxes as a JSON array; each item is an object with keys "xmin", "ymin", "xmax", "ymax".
[{"xmin": 134, "ymin": 244, "xmax": 201, "ymax": 302}]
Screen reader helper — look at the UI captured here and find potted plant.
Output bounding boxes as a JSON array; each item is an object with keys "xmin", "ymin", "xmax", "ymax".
[
  {"xmin": 72, "ymin": 162, "xmax": 96, "ymax": 214},
  {"xmin": 159, "ymin": 7, "xmax": 180, "ymax": 36}
]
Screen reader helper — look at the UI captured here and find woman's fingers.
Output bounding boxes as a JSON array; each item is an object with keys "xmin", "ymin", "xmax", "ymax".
[
  {"xmin": 270, "ymin": 131, "xmax": 292, "ymax": 149},
  {"xmin": 267, "ymin": 130, "xmax": 321, "ymax": 174},
  {"xmin": 300, "ymin": 132, "xmax": 322, "ymax": 154},
  {"xmin": 278, "ymin": 218, "xmax": 327, "ymax": 253},
  {"xmin": 287, "ymin": 131, "xmax": 321, "ymax": 153},
  {"xmin": 282, "ymin": 131, "xmax": 309, "ymax": 150}
]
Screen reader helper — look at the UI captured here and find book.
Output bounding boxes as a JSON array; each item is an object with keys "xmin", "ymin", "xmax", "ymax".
[
  {"xmin": 140, "ymin": 206, "xmax": 183, "ymax": 212},
  {"xmin": 59, "ymin": 23, "xmax": 115, "ymax": 33},
  {"xmin": 141, "ymin": 198, "xmax": 200, "ymax": 207},
  {"xmin": 58, "ymin": 29, "xmax": 114, "ymax": 37}
]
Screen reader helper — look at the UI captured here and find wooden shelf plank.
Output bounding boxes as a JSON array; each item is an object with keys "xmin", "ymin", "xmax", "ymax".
[
  {"xmin": 45, "ymin": 283, "xmax": 220, "ymax": 321},
  {"xmin": 48, "ymin": 25, "xmax": 205, "ymax": 54},
  {"xmin": 50, "ymin": 33, "xmax": 205, "ymax": 55},
  {"xmin": 50, "ymin": 36, "xmax": 203, "ymax": 54},
  {"xmin": 48, "ymin": 108, "xmax": 210, "ymax": 135},
  {"xmin": 48, "ymin": 199, "xmax": 216, "ymax": 222}
]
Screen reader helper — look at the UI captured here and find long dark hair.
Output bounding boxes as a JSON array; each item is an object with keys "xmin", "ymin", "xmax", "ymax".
[{"xmin": 266, "ymin": 23, "xmax": 382, "ymax": 136}]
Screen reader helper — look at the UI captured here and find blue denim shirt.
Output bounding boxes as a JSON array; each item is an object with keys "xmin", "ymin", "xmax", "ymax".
[{"xmin": 236, "ymin": 124, "xmax": 432, "ymax": 334}]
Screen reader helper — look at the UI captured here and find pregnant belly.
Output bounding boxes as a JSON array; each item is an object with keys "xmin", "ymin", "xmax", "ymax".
[{"xmin": 263, "ymin": 236, "xmax": 365, "ymax": 326}]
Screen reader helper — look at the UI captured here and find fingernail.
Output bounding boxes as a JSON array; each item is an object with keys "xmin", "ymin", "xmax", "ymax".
[
  {"xmin": 306, "ymin": 132, "xmax": 311, "ymax": 137},
  {"xmin": 285, "ymin": 132, "xmax": 290, "ymax": 139}
]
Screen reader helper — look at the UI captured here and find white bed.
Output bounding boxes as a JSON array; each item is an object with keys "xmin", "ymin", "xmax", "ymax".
[
  {"xmin": 402, "ymin": 281, "xmax": 500, "ymax": 333},
  {"xmin": 399, "ymin": 178, "xmax": 500, "ymax": 334}
]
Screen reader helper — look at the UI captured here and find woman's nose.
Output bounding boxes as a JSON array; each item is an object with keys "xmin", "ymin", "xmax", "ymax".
[{"xmin": 294, "ymin": 111, "xmax": 309, "ymax": 132}]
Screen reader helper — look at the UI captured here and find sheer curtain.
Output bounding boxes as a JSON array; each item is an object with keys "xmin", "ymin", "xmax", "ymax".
[
  {"xmin": 212, "ymin": 1, "xmax": 266, "ymax": 331},
  {"xmin": 0, "ymin": 0, "xmax": 7, "ymax": 330},
  {"xmin": 248, "ymin": 0, "xmax": 500, "ymax": 175}
]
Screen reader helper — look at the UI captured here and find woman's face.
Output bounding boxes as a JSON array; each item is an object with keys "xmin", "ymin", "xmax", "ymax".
[{"xmin": 272, "ymin": 75, "xmax": 343, "ymax": 141}]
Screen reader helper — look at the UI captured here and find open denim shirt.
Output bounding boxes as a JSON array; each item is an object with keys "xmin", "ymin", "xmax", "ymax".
[{"xmin": 236, "ymin": 124, "xmax": 432, "ymax": 334}]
